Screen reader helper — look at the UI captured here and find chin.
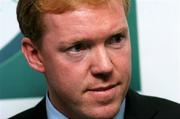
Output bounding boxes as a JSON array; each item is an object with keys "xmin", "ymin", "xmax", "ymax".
[{"xmin": 79, "ymin": 103, "xmax": 120, "ymax": 119}]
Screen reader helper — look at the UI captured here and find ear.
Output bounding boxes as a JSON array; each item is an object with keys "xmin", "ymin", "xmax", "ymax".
[{"xmin": 21, "ymin": 38, "xmax": 45, "ymax": 73}]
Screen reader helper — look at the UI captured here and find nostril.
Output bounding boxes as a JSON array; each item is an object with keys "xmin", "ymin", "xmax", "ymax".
[{"xmin": 93, "ymin": 72, "xmax": 112, "ymax": 81}]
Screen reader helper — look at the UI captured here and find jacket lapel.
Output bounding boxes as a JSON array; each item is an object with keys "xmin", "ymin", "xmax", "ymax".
[
  {"xmin": 31, "ymin": 97, "xmax": 47, "ymax": 119},
  {"xmin": 124, "ymin": 90, "xmax": 158, "ymax": 119}
]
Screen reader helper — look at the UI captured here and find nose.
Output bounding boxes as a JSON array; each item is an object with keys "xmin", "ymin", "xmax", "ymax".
[{"xmin": 90, "ymin": 46, "xmax": 113, "ymax": 80}]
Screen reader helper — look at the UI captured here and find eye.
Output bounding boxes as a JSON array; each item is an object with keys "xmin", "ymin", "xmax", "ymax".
[
  {"xmin": 106, "ymin": 33, "xmax": 126, "ymax": 48},
  {"xmin": 107, "ymin": 33, "xmax": 124, "ymax": 44},
  {"xmin": 57, "ymin": 41, "xmax": 90, "ymax": 61},
  {"xmin": 68, "ymin": 42, "xmax": 88, "ymax": 53}
]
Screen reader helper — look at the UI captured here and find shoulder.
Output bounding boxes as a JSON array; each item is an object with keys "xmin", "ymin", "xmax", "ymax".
[
  {"xmin": 9, "ymin": 98, "xmax": 47, "ymax": 119},
  {"xmin": 127, "ymin": 89, "xmax": 180, "ymax": 109},
  {"xmin": 125, "ymin": 89, "xmax": 180, "ymax": 119},
  {"xmin": 9, "ymin": 107, "xmax": 37, "ymax": 119}
]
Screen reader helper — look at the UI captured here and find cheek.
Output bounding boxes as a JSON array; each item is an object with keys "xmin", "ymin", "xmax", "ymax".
[
  {"xmin": 111, "ymin": 45, "xmax": 131, "ymax": 72},
  {"xmin": 45, "ymin": 58, "xmax": 93, "ymax": 110},
  {"xmin": 45, "ymin": 62, "xmax": 84, "ymax": 107},
  {"xmin": 45, "ymin": 57, "xmax": 89, "ymax": 93}
]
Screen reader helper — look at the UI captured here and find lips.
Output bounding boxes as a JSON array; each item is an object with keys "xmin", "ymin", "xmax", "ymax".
[
  {"xmin": 85, "ymin": 83, "xmax": 120, "ymax": 103},
  {"xmin": 87, "ymin": 83, "xmax": 118, "ymax": 92}
]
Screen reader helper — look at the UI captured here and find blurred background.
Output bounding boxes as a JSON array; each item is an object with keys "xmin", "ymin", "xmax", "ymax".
[{"xmin": 0, "ymin": 0, "xmax": 180, "ymax": 118}]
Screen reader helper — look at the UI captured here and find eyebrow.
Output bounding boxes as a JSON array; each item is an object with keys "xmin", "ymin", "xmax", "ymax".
[
  {"xmin": 57, "ymin": 38, "xmax": 92, "ymax": 47},
  {"xmin": 57, "ymin": 26, "xmax": 128, "ymax": 46},
  {"xmin": 111, "ymin": 26, "xmax": 128, "ymax": 36}
]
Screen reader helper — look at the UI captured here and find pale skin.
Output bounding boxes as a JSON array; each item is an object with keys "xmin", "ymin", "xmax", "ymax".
[{"xmin": 22, "ymin": 0, "xmax": 131, "ymax": 119}]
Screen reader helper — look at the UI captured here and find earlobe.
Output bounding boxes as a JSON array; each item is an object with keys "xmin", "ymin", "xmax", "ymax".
[{"xmin": 21, "ymin": 38, "xmax": 45, "ymax": 73}]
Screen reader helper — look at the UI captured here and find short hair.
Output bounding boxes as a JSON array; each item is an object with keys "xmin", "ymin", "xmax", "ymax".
[{"xmin": 17, "ymin": 0, "xmax": 130, "ymax": 47}]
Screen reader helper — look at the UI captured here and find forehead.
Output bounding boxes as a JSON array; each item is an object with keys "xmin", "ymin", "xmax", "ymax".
[
  {"xmin": 42, "ymin": 1, "xmax": 127, "ymax": 40},
  {"xmin": 36, "ymin": 0, "xmax": 123, "ymax": 13}
]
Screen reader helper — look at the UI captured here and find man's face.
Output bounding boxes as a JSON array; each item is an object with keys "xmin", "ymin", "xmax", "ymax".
[{"xmin": 38, "ymin": 0, "xmax": 131, "ymax": 118}]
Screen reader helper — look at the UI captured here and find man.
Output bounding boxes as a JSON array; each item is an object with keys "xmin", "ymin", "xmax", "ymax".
[{"xmin": 10, "ymin": 0, "xmax": 180, "ymax": 119}]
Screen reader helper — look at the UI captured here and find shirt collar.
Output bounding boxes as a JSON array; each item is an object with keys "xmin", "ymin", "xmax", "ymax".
[
  {"xmin": 114, "ymin": 99, "xmax": 126, "ymax": 119},
  {"xmin": 46, "ymin": 94, "xmax": 68, "ymax": 119},
  {"xmin": 46, "ymin": 94, "xmax": 125, "ymax": 119}
]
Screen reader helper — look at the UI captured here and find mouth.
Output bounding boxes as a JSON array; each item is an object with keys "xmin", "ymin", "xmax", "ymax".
[
  {"xmin": 88, "ymin": 83, "xmax": 118, "ymax": 92},
  {"xmin": 85, "ymin": 83, "xmax": 120, "ymax": 103}
]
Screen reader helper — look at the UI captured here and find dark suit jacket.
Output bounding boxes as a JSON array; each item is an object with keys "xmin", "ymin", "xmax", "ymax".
[{"xmin": 9, "ymin": 90, "xmax": 180, "ymax": 119}]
